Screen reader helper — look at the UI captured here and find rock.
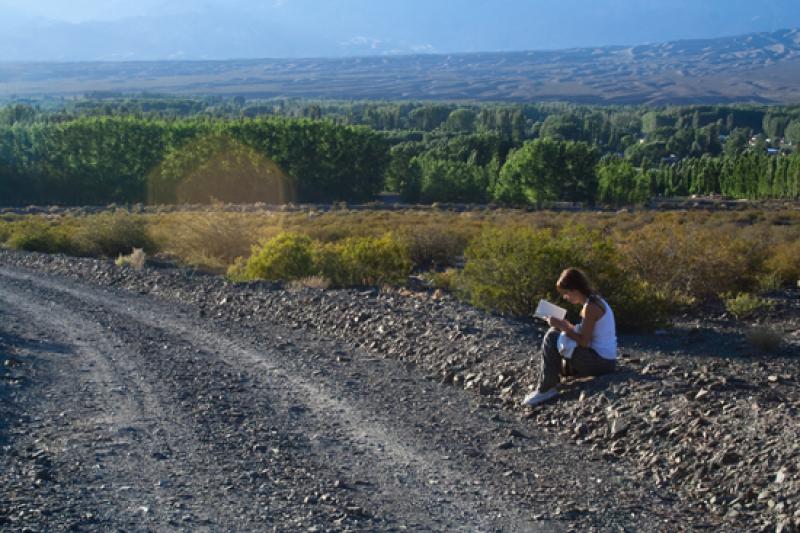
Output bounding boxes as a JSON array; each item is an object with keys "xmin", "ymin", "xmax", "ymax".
[
  {"xmin": 478, "ymin": 381, "xmax": 494, "ymax": 396},
  {"xmin": 610, "ymin": 418, "xmax": 629, "ymax": 438},
  {"xmin": 440, "ymin": 371, "xmax": 456, "ymax": 385},
  {"xmin": 508, "ymin": 429, "xmax": 527, "ymax": 439},
  {"xmin": 725, "ymin": 509, "xmax": 740, "ymax": 520},
  {"xmin": 716, "ymin": 451, "xmax": 741, "ymax": 466}
]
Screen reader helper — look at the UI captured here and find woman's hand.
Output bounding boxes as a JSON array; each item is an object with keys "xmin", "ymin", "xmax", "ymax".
[{"xmin": 547, "ymin": 317, "xmax": 570, "ymax": 331}]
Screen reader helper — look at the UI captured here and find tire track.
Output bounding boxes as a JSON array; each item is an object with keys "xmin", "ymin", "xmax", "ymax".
[{"xmin": 0, "ymin": 284, "xmax": 256, "ymax": 530}]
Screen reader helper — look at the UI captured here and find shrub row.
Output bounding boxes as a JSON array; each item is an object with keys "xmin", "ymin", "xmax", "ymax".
[
  {"xmin": 2, "ymin": 210, "xmax": 798, "ymax": 332},
  {"xmin": 228, "ymin": 232, "xmax": 412, "ymax": 288},
  {"xmin": 0, "ymin": 212, "xmax": 155, "ymax": 258}
]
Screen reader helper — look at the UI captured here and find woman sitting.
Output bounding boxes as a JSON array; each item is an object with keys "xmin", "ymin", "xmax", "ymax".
[{"xmin": 522, "ymin": 268, "xmax": 617, "ymax": 407}]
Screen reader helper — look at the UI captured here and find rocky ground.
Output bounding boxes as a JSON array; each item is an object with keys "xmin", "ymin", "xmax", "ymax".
[{"xmin": 1, "ymin": 248, "xmax": 798, "ymax": 531}]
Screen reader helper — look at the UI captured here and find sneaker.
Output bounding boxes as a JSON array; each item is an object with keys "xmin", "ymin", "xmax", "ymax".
[{"xmin": 521, "ymin": 388, "xmax": 558, "ymax": 407}]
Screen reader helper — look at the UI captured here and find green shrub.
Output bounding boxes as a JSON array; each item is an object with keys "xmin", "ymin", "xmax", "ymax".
[
  {"xmin": 4, "ymin": 213, "xmax": 154, "ymax": 258},
  {"xmin": 321, "ymin": 233, "xmax": 412, "ymax": 287},
  {"xmin": 5, "ymin": 219, "xmax": 73, "ymax": 254},
  {"xmin": 311, "ymin": 241, "xmax": 347, "ymax": 285},
  {"xmin": 755, "ymin": 271, "xmax": 783, "ymax": 294},
  {"xmin": 460, "ymin": 227, "xmax": 568, "ymax": 316},
  {"xmin": 607, "ymin": 281, "xmax": 673, "ymax": 333},
  {"xmin": 724, "ymin": 292, "xmax": 772, "ymax": 320},
  {"xmin": 231, "ymin": 232, "xmax": 411, "ymax": 287},
  {"xmin": 73, "ymin": 212, "xmax": 155, "ymax": 257},
  {"xmin": 619, "ymin": 222, "xmax": 765, "ymax": 302},
  {"xmin": 397, "ymin": 225, "xmax": 470, "ymax": 269},
  {"xmin": 459, "ymin": 226, "xmax": 665, "ymax": 331},
  {"xmin": 0, "ymin": 221, "xmax": 12, "ymax": 244},
  {"xmin": 233, "ymin": 232, "xmax": 316, "ymax": 282}
]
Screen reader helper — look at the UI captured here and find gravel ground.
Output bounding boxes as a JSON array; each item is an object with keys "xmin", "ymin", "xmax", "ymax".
[{"xmin": 1, "ymin": 248, "xmax": 798, "ymax": 531}]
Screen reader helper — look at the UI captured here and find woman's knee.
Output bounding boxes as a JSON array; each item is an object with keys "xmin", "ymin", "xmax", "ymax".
[
  {"xmin": 543, "ymin": 328, "xmax": 560, "ymax": 346},
  {"xmin": 541, "ymin": 328, "xmax": 561, "ymax": 356}
]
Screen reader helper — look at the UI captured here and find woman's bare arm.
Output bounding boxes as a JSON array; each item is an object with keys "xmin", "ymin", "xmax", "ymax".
[{"xmin": 564, "ymin": 302, "xmax": 603, "ymax": 347}]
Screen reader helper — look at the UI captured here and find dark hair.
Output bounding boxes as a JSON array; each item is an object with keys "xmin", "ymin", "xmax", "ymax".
[{"xmin": 556, "ymin": 268, "xmax": 596, "ymax": 298}]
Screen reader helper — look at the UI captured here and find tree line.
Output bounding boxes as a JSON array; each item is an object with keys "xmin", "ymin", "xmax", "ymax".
[
  {"xmin": 1, "ymin": 98, "xmax": 800, "ymax": 206},
  {"xmin": 386, "ymin": 135, "xmax": 800, "ymax": 205},
  {"xmin": 0, "ymin": 116, "xmax": 388, "ymax": 205}
]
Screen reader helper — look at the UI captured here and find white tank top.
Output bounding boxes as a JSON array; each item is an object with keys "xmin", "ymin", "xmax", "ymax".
[{"xmin": 583, "ymin": 296, "xmax": 617, "ymax": 360}]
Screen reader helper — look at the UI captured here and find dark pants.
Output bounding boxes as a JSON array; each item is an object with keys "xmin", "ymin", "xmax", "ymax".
[{"xmin": 537, "ymin": 328, "xmax": 616, "ymax": 392}]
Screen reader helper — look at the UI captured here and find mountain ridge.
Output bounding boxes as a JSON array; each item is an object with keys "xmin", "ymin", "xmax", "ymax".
[{"xmin": 2, "ymin": 28, "xmax": 800, "ymax": 105}]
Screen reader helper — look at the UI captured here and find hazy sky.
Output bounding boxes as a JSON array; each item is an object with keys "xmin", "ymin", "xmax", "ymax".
[
  {"xmin": 0, "ymin": 0, "xmax": 195, "ymax": 22},
  {"xmin": 1, "ymin": 0, "xmax": 800, "ymax": 60}
]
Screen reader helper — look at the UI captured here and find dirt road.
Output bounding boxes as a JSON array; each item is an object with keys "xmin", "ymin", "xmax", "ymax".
[{"xmin": 0, "ymin": 262, "xmax": 688, "ymax": 531}]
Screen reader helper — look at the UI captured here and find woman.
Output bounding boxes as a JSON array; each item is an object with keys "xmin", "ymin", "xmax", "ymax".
[{"xmin": 522, "ymin": 268, "xmax": 617, "ymax": 407}]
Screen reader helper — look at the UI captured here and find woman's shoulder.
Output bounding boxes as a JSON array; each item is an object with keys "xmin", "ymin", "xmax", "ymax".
[{"xmin": 584, "ymin": 294, "xmax": 607, "ymax": 316}]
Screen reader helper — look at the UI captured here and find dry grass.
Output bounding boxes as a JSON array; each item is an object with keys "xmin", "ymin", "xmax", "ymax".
[
  {"xmin": 286, "ymin": 276, "xmax": 331, "ymax": 291},
  {"xmin": 91, "ymin": 208, "xmax": 800, "ymax": 296},
  {"xmin": 8, "ymin": 206, "xmax": 800, "ymax": 306},
  {"xmin": 764, "ymin": 238, "xmax": 800, "ymax": 286},
  {"xmin": 148, "ymin": 212, "xmax": 281, "ymax": 271},
  {"xmin": 115, "ymin": 248, "xmax": 147, "ymax": 270}
]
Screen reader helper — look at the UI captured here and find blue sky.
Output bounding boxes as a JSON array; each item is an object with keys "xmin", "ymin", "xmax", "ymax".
[{"xmin": 1, "ymin": 0, "xmax": 800, "ymax": 60}]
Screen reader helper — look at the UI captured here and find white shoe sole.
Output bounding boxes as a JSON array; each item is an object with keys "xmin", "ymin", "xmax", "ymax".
[{"xmin": 521, "ymin": 389, "xmax": 558, "ymax": 407}]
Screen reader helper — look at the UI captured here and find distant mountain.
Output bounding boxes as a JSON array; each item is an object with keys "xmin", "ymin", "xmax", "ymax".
[
  {"xmin": 3, "ymin": 0, "xmax": 800, "ymax": 61},
  {"xmin": 2, "ymin": 28, "xmax": 800, "ymax": 105},
  {"xmin": 0, "ymin": 2, "xmax": 436, "ymax": 61}
]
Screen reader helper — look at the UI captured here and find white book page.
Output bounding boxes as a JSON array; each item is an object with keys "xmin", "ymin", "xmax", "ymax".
[{"xmin": 533, "ymin": 299, "xmax": 567, "ymax": 321}]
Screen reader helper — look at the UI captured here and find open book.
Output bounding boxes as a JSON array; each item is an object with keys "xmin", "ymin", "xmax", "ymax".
[{"xmin": 533, "ymin": 299, "xmax": 567, "ymax": 321}]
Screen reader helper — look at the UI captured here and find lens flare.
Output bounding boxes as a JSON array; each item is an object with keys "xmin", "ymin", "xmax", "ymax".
[{"xmin": 148, "ymin": 134, "xmax": 295, "ymax": 205}]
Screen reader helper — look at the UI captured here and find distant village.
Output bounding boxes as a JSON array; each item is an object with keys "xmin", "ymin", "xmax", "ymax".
[{"xmin": 652, "ymin": 134, "xmax": 795, "ymax": 166}]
